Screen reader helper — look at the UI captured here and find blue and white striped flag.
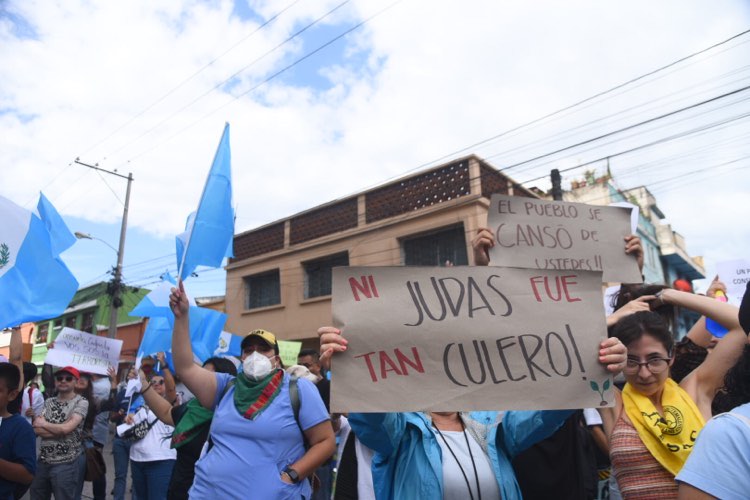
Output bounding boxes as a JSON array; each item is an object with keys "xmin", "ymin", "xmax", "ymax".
[
  {"xmin": 176, "ymin": 123, "xmax": 234, "ymax": 281},
  {"xmin": 0, "ymin": 194, "xmax": 78, "ymax": 329}
]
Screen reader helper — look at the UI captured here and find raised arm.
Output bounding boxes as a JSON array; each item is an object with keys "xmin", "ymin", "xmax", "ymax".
[
  {"xmin": 661, "ymin": 289, "xmax": 745, "ymax": 401},
  {"xmin": 157, "ymin": 352, "xmax": 177, "ymax": 404},
  {"xmin": 137, "ymin": 369, "xmax": 174, "ymax": 426},
  {"xmin": 9, "ymin": 327, "xmax": 24, "ymax": 392},
  {"xmin": 170, "ymin": 281, "xmax": 217, "ymax": 410}
]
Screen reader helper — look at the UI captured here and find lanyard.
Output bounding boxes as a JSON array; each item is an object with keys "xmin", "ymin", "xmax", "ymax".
[{"xmin": 433, "ymin": 416, "xmax": 482, "ymax": 500}]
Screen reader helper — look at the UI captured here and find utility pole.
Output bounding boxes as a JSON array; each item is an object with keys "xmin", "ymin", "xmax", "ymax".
[
  {"xmin": 550, "ymin": 168, "xmax": 563, "ymax": 201},
  {"xmin": 75, "ymin": 159, "xmax": 133, "ymax": 339}
]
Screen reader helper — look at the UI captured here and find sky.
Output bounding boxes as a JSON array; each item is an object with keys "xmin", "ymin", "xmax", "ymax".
[{"xmin": 2, "ymin": 0, "xmax": 749, "ymax": 301}]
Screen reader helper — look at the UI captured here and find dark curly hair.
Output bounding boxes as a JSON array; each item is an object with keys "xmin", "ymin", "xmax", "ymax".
[
  {"xmin": 202, "ymin": 357, "xmax": 237, "ymax": 376},
  {"xmin": 712, "ymin": 345, "xmax": 750, "ymax": 414},
  {"xmin": 611, "ymin": 310, "xmax": 674, "ymax": 355},
  {"xmin": 610, "ymin": 284, "xmax": 673, "ymax": 332}
]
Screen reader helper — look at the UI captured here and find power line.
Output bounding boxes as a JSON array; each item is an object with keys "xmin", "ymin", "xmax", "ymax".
[
  {"xmin": 104, "ymin": 0, "xmax": 354, "ymax": 160},
  {"xmin": 77, "ymin": 0, "xmax": 303, "ymax": 159}
]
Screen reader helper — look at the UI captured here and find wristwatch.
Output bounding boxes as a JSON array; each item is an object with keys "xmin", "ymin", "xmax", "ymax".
[{"xmin": 282, "ymin": 466, "xmax": 300, "ymax": 484}]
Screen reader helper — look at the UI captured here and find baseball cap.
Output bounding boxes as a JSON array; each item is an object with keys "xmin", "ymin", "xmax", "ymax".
[
  {"xmin": 55, "ymin": 366, "xmax": 81, "ymax": 379},
  {"xmin": 241, "ymin": 329, "xmax": 279, "ymax": 355}
]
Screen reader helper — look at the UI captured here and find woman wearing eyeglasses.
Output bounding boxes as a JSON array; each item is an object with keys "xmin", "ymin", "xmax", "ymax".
[
  {"xmin": 600, "ymin": 288, "xmax": 746, "ymax": 499},
  {"xmin": 125, "ymin": 372, "xmax": 177, "ymax": 500}
]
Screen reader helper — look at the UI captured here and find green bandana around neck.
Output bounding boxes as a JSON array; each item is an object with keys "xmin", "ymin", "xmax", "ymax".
[
  {"xmin": 233, "ymin": 369, "xmax": 284, "ymax": 420},
  {"xmin": 171, "ymin": 398, "xmax": 214, "ymax": 449}
]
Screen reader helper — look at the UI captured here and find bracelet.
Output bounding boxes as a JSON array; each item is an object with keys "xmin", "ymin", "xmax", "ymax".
[{"xmin": 141, "ymin": 384, "xmax": 153, "ymax": 394}]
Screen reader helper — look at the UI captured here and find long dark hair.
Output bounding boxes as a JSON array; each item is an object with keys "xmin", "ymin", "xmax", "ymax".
[{"xmin": 75, "ymin": 374, "xmax": 97, "ymax": 431}]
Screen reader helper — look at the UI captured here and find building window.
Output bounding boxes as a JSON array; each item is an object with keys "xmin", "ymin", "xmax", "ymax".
[
  {"xmin": 244, "ymin": 270, "xmax": 281, "ymax": 310},
  {"xmin": 65, "ymin": 316, "xmax": 77, "ymax": 329},
  {"xmin": 36, "ymin": 324, "xmax": 49, "ymax": 345},
  {"xmin": 402, "ymin": 224, "xmax": 469, "ymax": 266},
  {"xmin": 304, "ymin": 252, "xmax": 349, "ymax": 299},
  {"xmin": 82, "ymin": 311, "xmax": 95, "ymax": 332}
]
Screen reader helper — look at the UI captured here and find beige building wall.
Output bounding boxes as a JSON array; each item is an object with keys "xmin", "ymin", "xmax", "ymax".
[{"xmin": 225, "ymin": 155, "xmax": 534, "ymax": 344}]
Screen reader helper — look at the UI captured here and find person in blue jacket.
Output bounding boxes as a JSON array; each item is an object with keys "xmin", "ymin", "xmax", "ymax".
[{"xmin": 319, "ymin": 325, "xmax": 626, "ymax": 500}]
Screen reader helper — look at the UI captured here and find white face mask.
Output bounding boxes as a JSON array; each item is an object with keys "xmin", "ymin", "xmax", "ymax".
[{"xmin": 242, "ymin": 351, "xmax": 275, "ymax": 380}]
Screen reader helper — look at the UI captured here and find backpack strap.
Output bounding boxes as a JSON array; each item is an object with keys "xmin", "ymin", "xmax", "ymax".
[
  {"xmin": 288, "ymin": 375, "xmax": 309, "ymax": 449},
  {"xmin": 28, "ymin": 387, "xmax": 33, "ymax": 408}
]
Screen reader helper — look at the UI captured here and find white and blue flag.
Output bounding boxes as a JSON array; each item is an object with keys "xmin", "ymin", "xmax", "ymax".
[
  {"xmin": 0, "ymin": 194, "xmax": 78, "ymax": 329},
  {"xmin": 214, "ymin": 330, "xmax": 243, "ymax": 357},
  {"xmin": 132, "ymin": 276, "xmax": 226, "ymax": 363},
  {"xmin": 176, "ymin": 123, "xmax": 234, "ymax": 281}
]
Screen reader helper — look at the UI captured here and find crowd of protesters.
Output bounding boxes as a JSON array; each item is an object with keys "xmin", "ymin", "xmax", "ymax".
[{"xmin": 1, "ymin": 226, "xmax": 749, "ymax": 500}]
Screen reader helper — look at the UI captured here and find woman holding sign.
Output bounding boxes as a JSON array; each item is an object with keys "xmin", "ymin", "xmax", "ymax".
[
  {"xmin": 601, "ymin": 287, "xmax": 745, "ymax": 499},
  {"xmin": 318, "ymin": 326, "xmax": 626, "ymax": 500}
]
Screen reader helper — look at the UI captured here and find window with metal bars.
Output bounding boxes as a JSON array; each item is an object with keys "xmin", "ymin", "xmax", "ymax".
[
  {"xmin": 304, "ymin": 252, "xmax": 349, "ymax": 299},
  {"xmin": 244, "ymin": 270, "xmax": 281, "ymax": 309},
  {"xmin": 402, "ymin": 224, "xmax": 468, "ymax": 266}
]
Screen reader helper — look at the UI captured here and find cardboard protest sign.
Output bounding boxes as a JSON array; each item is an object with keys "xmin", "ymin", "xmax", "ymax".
[
  {"xmin": 331, "ymin": 266, "xmax": 612, "ymax": 412},
  {"xmin": 487, "ymin": 195, "xmax": 642, "ymax": 283},
  {"xmin": 45, "ymin": 328, "xmax": 122, "ymax": 375},
  {"xmin": 278, "ymin": 340, "xmax": 303, "ymax": 368},
  {"xmin": 717, "ymin": 259, "xmax": 750, "ymax": 305}
]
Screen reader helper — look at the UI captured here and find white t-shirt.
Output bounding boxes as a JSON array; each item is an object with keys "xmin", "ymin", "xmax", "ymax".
[
  {"xmin": 436, "ymin": 429, "xmax": 501, "ymax": 500},
  {"xmin": 20, "ymin": 386, "xmax": 45, "ymax": 424},
  {"xmin": 129, "ymin": 407, "xmax": 176, "ymax": 462},
  {"xmin": 336, "ymin": 416, "xmax": 375, "ymax": 500}
]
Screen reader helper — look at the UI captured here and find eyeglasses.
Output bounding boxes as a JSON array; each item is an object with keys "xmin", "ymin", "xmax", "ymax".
[
  {"xmin": 624, "ymin": 358, "xmax": 671, "ymax": 375},
  {"xmin": 55, "ymin": 375, "xmax": 74, "ymax": 382},
  {"xmin": 151, "ymin": 379, "xmax": 165, "ymax": 386}
]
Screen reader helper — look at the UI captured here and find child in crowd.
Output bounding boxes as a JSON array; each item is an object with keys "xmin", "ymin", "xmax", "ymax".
[{"xmin": 0, "ymin": 362, "xmax": 37, "ymax": 500}]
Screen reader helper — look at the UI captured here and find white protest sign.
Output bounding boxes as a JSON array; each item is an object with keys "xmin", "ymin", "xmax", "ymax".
[
  {"xmin": 331, "ymin": 266, "xmax": 612, "ymax": 412},
  {"xmin": 45, "ymin": 327, "xmax": 123, "ymax": 375},
  {"xmin": 716, "ymin": 259, "xmax": 750, "ymax": 305},
  {"xmin": 487, "ymin": 194, "xmax": 642, "ymax": 283}
]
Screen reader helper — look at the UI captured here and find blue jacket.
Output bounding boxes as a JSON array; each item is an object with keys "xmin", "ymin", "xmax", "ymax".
[{"xmin": 349, "ymin": 409, "xmax": 573, "ymax": 500}]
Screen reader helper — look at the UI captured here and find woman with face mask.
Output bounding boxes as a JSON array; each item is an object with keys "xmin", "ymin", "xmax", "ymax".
[{"xmin": 169, "ymin": 282, "xmax": 335, "ymax": 499}]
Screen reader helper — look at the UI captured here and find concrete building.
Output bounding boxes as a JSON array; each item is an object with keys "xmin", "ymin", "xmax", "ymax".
[
  {"xmin": 564, "ymin": 171, "xmax": 705, "ymax": 335},
  {"xmin": 225, "ymin": 155, "xmax": 537, "ymax": 346}
]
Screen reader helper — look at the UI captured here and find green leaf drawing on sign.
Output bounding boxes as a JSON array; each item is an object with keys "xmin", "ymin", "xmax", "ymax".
[
  {"xmin": 603, "ymin": 379, "xmax": 611, "ymax": 391},
  {"xmin": 590, "ymin": 381, "xmax": 599, "ymax": 392}
]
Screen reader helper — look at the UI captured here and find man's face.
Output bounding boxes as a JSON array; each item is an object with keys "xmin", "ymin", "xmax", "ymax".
[
  {"xmin": 55, "ymin": 372, "xmax": 77, "ymax": 394},
  {"xmin": 297, "ymin": 355, "xmax": 320, "ymax": 376}
]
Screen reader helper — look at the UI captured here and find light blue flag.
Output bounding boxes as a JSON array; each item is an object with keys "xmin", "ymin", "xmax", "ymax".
[
  {"xmin": 137, "ymin": 317, "xmax": 172, "ymax": 358},
  {"xmin": 37, "ymin": 193, "xmax": 76, "ymax": 257},
  {"xmin": 176, "ymin": 123, "xmax": 234, "ymax": 281},
  {"xmin": 129, "ymin": 273, "xmax": 181, "ymax": 318},
  {"xmin": 0, "ymin": 194, "xmax": 79, "ymax": 329},
  {"xmin": 214, "ymin": 331, "xmax": 243, "ymax": 357}
]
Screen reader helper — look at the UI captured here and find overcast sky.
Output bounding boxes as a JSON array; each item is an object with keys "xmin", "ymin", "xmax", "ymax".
[{"xmin": 2, "ymin": 0, "xmax": 749, "ymax": 300}]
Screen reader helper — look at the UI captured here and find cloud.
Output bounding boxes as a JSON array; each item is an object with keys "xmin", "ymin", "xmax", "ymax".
[{"xmin": 1, "ymin": 0, "xmax": 749, "ymax": 287}]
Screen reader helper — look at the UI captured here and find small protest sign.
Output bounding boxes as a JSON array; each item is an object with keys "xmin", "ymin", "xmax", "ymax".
[
  {"xmin": 717, "ymin": 259, "xmax": 750, "ymax": 305},
  {"xmin": 278, "ymin": 340, "xmax": 303, "ymax": 368},
  {"xmin": 487, "ymin": 194, "xmax": 642, "ymax": 283},
  {"xmin": 45, "ymin": 328, "xmax": 122, "ymax": 375},
  {"xmin": 331, "ymin": 266, "xmax": 612, "ymax": 412}
]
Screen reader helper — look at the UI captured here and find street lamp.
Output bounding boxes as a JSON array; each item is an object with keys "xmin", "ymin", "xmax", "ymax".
[{"xmin": 74, "ymin": 232, "xmax": 118, "ymax": 254}]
